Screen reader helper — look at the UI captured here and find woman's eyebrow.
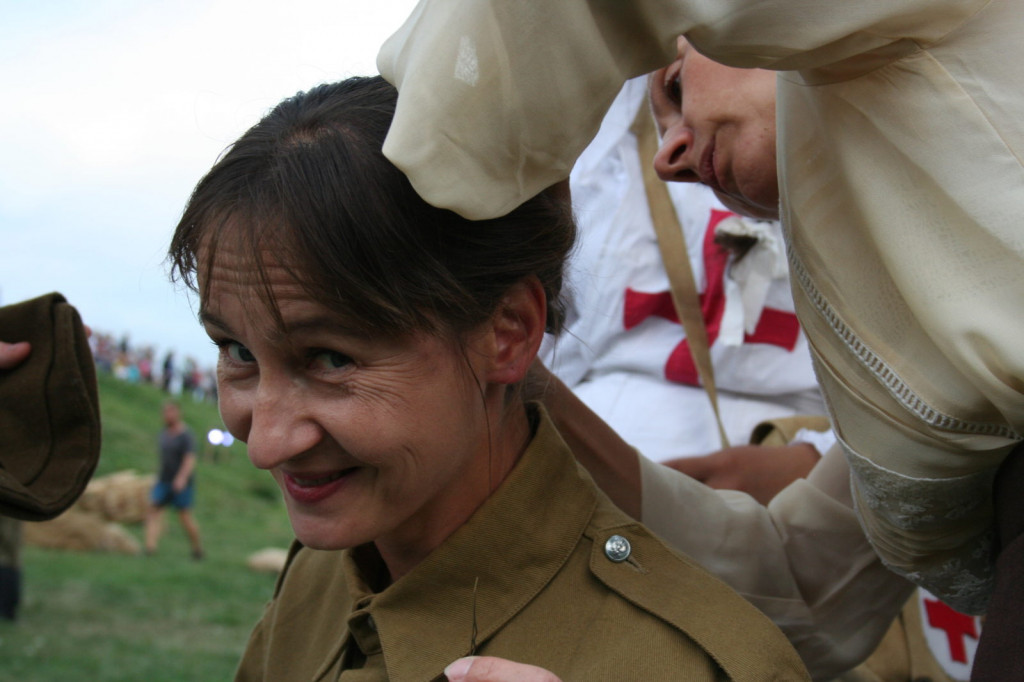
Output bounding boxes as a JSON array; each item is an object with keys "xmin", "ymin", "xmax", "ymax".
[
  {"xmin": 198, "ymin": 309, "xmax": 234, "ymax": 334},
  {"xmin": 277, "ymin": 314, "xmax": 370, "ymax": 340},
  {"xmin": 199, "ymin": 307, "xmax": 372, "ymax": 341}
]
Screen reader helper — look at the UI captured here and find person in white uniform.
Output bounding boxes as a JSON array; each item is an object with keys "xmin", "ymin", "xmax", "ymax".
[
  {"xmin": 376, "ymin": 1, "xmax": 1023, "ymax": 680},
  {"xmin": 543, "ymin": 77, "xmax": 827, "ymax": 463}
]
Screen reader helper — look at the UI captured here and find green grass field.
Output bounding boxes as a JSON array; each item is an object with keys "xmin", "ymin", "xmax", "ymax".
[{"xmin": 0, "ymin": 372, "xmax": 295, "ymax": 681}]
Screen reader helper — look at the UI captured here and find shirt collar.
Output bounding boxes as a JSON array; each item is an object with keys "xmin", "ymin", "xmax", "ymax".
[{"xmin": 340, "ymin": 404, "xmax": 598, "ymax": 682}]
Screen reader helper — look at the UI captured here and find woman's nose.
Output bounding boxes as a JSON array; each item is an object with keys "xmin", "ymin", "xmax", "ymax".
[
  {"xmin": 245, "ymin": 379, "xmax": 322, "ymax": 470},
  {"xmin": 653, "ymin": 125, "xmax": 699, "ymax": 183}
]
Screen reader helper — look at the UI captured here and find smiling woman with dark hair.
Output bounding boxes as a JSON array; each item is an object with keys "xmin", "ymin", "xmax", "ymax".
[{"xmin": 169, "ymin": 76, "xmax": 807, "ymax": 681}]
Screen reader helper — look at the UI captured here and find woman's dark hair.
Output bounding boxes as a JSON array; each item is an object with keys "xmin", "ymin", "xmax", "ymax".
[{"xmin": 169, "ymin": 76, "xmax": 575, "ymax": 341}]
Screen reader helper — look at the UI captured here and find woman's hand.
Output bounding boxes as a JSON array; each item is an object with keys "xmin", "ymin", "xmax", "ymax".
[
  {"xmin": 664, "ymin": 443, "xmax": 821, "ymax": 505},
  {"xmin": 0, "ymin": 341, "xmax": 31, "ymax": 370},
  {"xmin": 0, "ymin": 324, "xmax": 89, "ymax": 370},
  {"xmin": 445, "ymin": 657, "xmax": 562, "ymax": 682}
]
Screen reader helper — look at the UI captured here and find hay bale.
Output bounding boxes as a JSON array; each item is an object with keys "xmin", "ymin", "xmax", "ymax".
[
  {"xmin": 23, "ymin": 508, "xmax": 140, "ymax": 555},
  {"xmin": 247, "ymin": 547, "xmax": 289, "ymax": 574},
  {"xmin": 22, "ymin": 470, "xmax": 149, "ymax": 555},
  {"xmin": 78, "ymin": 470, "xmax": 154, "ymax": 524}
]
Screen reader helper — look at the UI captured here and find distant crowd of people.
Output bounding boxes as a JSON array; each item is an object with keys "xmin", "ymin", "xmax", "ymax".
[{"xmin": 89, "ymin": 332, "xmax": 216, "ymax": 403}]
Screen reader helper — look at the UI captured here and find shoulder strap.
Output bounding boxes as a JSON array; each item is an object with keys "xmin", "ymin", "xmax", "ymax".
[
  {"xmin": 630, "ymin": 104, "xmax": 730, "ymax": 449},
  {"xmin": 586, "ymin": 515, "xmax": 809, "ymax": 680}
]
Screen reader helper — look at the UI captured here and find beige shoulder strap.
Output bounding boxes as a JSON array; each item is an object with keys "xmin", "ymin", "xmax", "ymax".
[{"xmin": 630, "ymin": 104, "xmax": 730, "ymax": 449}]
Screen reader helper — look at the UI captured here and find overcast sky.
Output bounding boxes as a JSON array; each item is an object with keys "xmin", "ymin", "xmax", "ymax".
[{"xmin": 0, "ymin": 0, "xmax": 418, "ymax": 368}]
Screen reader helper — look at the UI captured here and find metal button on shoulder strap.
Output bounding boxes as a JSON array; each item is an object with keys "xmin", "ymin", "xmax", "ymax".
[{"xmin": 604, "ymin": 534, "xmax": 631, "ymax": 562}]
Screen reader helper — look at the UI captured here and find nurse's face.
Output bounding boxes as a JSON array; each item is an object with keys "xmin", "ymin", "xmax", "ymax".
[
  {"xmin": 199, "ymin": 241, "xmax": 498, "ymax": 572},
  {"xmin": 650, "ymin": 38, "xmax": 780, "ymax": 220}
]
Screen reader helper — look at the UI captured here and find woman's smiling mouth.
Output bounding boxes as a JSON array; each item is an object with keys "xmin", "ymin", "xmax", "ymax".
[{"xmin": 283, "ymin": 468, "xmax": 359, "ymax": 504}]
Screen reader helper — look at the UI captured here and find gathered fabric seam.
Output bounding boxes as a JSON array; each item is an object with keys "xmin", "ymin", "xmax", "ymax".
[{"xmin": 783, "ymin": 228, "xmax": 1019, "ymax": 441}]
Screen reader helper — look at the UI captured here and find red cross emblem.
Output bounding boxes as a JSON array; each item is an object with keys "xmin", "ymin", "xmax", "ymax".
[
  {"xmin": 623, "ymin": 209, "xmax": 800, "ymax": 386},
  {"xmin": 923, "ymin": 597, "xmax": 980, "ymax": 664}
]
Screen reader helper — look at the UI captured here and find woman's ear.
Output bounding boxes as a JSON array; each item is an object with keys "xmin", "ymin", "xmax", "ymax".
[{"xmin": 482, "ymin": 277, "xmax": 547, "ymax": 386}]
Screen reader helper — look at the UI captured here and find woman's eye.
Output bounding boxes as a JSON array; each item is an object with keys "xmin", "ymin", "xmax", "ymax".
[
  {"xmin": 311, "ymin": 350, "xmax": 352, "ymax": 371},
  {"xmin": 667, "ymin": 74, "xmax": 682, "ymax": 105},
  {"xmin": 226, "ymin": 341, "xmax": 255, "ymax": 363}
]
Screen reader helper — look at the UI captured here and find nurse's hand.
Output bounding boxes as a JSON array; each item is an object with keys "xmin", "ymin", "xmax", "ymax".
[
  {"xmin": 0, "ymin": 341, "xmax": 31, "ymax": 370},
  {"xmin": 445, "ymin": 657, "xmax": 562, "ymax": 682},
  {"xmin": 665, "ymin": 443, "xmax": 820, "ymax": 505}
]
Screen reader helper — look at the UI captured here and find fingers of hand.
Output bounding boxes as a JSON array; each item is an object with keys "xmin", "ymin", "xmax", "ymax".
[
  {"xmin": 0, "ymin": 341, "xmax": 31, "ymax": 370},
  {"xmin": 445, "ymin": 656, "xmax": 563, "ymax": 682}
]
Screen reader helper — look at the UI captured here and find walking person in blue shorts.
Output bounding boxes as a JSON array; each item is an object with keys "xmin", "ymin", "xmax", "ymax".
[{"xmin": 144, "ymin": 401, "xmax": 203, "ymax": 559}]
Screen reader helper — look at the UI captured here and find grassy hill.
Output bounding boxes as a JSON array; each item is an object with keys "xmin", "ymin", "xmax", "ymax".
[{"xmin": 0, "ymin": 371, "xmax": 295, "ymax": 681}]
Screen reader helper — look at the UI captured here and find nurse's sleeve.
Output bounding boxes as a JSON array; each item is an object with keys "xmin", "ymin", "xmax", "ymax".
[
  {"xmin": 640, "ymin": 443, "xmax": 913, "ymax": 681},
  {"xmin": 377, "ymin": 0, "xmax": 984, "ymax": 221}
]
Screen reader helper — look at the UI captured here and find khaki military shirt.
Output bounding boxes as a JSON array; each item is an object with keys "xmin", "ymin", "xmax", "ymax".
[{"xmin": 235, "ymin": 409, "xmax": 808, "ymax": 681}]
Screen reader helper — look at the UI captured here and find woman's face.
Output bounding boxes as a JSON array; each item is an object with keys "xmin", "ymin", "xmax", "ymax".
[
  {"xmin": 649, "ymin": 38, "xmax": 780, "ymax": 220},
  {"xmin": 200, "ymin": 241, "xmax": 499, "ymax": 570}
]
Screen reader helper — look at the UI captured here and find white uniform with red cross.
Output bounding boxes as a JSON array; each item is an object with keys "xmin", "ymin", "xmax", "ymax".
[{"xmin": 541, "ymin": 78, "xmax": 825, "ymax": 462}]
